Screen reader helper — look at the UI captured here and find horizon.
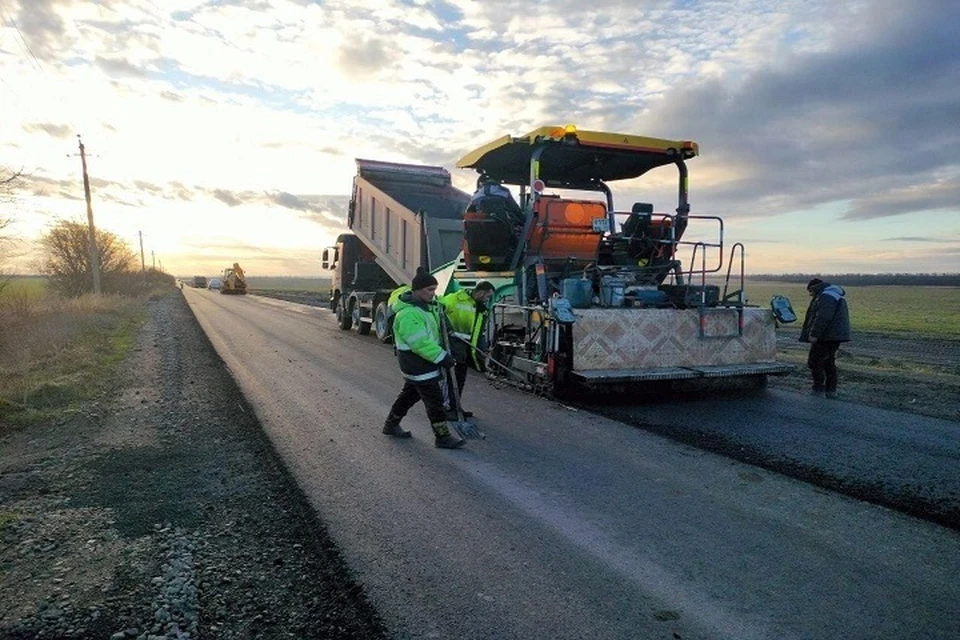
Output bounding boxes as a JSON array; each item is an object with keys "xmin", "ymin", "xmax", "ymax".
[{"xmin": 1, "ymin": 0, "xmax": 958, "ymax": 277}]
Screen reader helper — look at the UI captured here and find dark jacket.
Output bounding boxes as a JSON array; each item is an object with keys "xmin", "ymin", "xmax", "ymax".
[{"xmin": 799, "ymin": 282, "xmax": 851, "ymax": 343}]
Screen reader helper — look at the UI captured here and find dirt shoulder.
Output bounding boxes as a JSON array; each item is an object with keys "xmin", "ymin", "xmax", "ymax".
[
  {"xmin": 771, "ymin": 326, "xmax": 960, "ymax": 422},
  {"xmin": 0, "ymin": 292, "xmax": 387, "ymax": 639}
]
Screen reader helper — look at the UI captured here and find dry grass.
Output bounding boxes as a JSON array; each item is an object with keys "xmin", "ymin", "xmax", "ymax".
[{"xmin": 0, "ymin": 291, "xmax": 145, "ymax": 427}]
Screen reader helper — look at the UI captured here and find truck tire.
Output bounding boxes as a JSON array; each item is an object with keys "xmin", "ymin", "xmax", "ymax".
[
  {"xmin": 374, "ymin": 302, "xmax": 393, "ymax": 343},
  {"xmin": 336, "ymin": 298, "xmax": 353, "ymax": 331},
  {"xmin": 354, "ymin": 304, "xmax": 371, "ymax": 335}
]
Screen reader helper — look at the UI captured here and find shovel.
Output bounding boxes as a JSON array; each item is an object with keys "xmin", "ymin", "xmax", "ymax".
[{"xmin": 439, "ymin": 310, "xmax": 485, "ymax": 440}]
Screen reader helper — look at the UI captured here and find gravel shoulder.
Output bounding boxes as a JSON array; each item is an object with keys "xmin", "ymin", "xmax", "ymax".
[{"xmin": 0, "ymin": 292, "xmax": 386, "ymax": 639}]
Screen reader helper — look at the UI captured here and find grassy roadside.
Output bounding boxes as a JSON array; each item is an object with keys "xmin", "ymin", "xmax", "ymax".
[{"xmin": 0, "ymin": 281, "xmax": 171, "ymax": 430}]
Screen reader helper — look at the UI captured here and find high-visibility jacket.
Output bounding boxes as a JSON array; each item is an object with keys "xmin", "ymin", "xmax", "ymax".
[
  {"xmin": 387, "ymin": 285, "xmax": 411, "ymax": 312},
  {"xmin": 439, "ymin": 289, "xmax": 488, "ymax": 368},
  {"xmin": 393, "ymin": 293, "xmax": 448, "ymax": 381}
]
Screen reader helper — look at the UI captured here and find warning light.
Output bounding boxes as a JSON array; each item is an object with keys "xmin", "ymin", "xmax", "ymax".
[{"xmin": 532, "ymin": 179, "xmax": 545, "ymax": 193}]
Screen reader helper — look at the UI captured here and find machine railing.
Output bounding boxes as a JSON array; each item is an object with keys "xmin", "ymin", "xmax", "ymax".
[{"xmin": 698, "ymin": 242, "xmax": 747, "ymax": 339}]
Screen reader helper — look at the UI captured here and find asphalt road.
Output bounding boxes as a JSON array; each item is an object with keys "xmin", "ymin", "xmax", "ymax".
[{"xmin": 183, "ymin": 288, "xmax": 960, "ymax": 640}]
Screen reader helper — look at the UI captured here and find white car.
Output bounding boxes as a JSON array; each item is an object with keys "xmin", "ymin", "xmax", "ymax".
[{"xmin": 207, "ymin": 278, "xmax": 222, "ymax": 290}]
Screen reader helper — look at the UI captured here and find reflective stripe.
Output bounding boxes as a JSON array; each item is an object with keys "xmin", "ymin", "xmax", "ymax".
[
  {"xmin": 451, "ymin": 332, "xmax": 471, "ymax": 341},
  {"xmin": 403, "ymin": 370, "xmax": 440, "ymax": 381},
  {"xmin": 401, "ymin": 329, "xmax": 429, "ymax": 344},
  {"xmin": 432, "ymin": 350, "xmax": 448, "ymax": 364}
]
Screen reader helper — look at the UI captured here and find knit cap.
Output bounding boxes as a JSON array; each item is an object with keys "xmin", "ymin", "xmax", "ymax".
[
  {"xmin": 412, "ymin": 267, "xmax": 438, "ymax": 291},
  {"xmin": 807, "ymin": 278, "xmax": 824, "ymax": 291}
]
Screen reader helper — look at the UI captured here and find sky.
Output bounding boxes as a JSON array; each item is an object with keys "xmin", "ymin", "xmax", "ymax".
[{"xmin": 0, "ymin": 0, "xmax": 958, "ymax": 277}]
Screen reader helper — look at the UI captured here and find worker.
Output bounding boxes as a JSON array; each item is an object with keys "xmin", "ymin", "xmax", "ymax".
[
  {"xmin": 382, "ymin": 283, "xmax": 412, "ymax": 340},
  {"xmin": 468, "ymin": 178, "xmax": 525, "ymax": 227},
  {"xmin": 439, "ymin": 281, "xmax": 495, "ymax": 419},
  {"xmin": 799, "ymin": 278, "xmax": 851, "ymax": 399},
  {"xmin": 383, "ymin": 268, "xmax": 465, "ymax": 449}
]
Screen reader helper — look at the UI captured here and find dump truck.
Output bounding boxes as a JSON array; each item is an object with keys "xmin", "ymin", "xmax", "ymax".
[
  {"xmin": 220, "ymin": 263, "xmax": 247, "ymax": 294},
  {"xmin": 321, "ymin": 159, "xmax": 469, "ymax": 338},
  {"xmin": 453, "ymin": 125, "xmax": 793, "ymax": 395}
]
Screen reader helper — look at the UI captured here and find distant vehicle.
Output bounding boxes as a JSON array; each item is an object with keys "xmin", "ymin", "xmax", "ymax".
[
  {"xmin": 220, "ymin": 263, "xmax": 247, "ymax": 294},
  {"xmin": 193, "ymin": 276, "xmax": 208, "ymax": 288},
  {"xmin": 207, "ymin": 278, "xmax": 222, "ymax": 290}
]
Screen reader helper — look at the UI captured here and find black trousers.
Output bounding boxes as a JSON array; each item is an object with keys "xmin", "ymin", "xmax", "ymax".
[
  {"xmin": 807, "ymin": 341, "xmax": 841, "ymax": 392},
  {"xmin": 389, "ymin": 377, "xmax": 447, "ymax": 424}
]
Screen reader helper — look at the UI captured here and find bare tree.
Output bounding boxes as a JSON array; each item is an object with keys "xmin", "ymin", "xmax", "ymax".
[
  {"xmin": 40, "ymin": 220, "xmax": 138, "ymax": 297},
  {"xmin": 0, "ymin": 167, "xmax": 25, "ymax": 292}
]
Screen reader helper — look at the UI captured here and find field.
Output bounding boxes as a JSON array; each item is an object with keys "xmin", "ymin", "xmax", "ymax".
[
  {"xmin": 742, "ymin": 280, "xmax": 960, "ymax": 338},
  {"xmin": 243, "ymin": 276, "xmax": 330, "ymax": 292},
  {"xmin": 1, "ymin": 275, "xmax": 48, "ymax": 299}
]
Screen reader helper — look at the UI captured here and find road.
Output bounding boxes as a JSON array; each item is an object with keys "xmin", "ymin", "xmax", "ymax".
[{"xmin": 183, "ymin": 288, "xmax": 960, "ymax": 640}]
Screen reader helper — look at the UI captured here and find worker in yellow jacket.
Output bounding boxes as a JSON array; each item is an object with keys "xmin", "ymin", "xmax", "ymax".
[
  {"xmin": 439, "ymin": 281, "xmax": 495, "ymax": 418},
  {"xmin": 383, "ymin": 269, "xmax": 465, "ymax": 449}
]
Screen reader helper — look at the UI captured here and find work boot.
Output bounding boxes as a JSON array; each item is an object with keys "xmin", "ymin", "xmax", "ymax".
[
  {"xmin": 809, "ymin": 389, "xmax": 826, "ymax": 398},
  {"xmin": 382, "ymin": 414, "xmax": 411, "ymax": 438},
  {"xmin": 431, "ymin": 421, "xmax": 465, "ymax": 449}
]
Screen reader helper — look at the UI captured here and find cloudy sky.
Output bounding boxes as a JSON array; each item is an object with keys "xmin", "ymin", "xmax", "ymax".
[{"xmin": 1, "ymin": 0, "xmax": 958, "ymax": 277}]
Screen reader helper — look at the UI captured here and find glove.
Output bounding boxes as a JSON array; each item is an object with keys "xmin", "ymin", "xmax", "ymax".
[{"xmin": 440, "ymin": 354, "xmax": 456, "ymax": 369}]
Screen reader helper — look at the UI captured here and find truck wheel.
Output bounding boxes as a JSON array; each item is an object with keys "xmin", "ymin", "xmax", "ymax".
[
  {"xmin": 374, "ymin": 303, "xmax": 393, "ymax": 343},
  {"xmin": 354, "ymin": 304, "xmax": 371, "ymax": 335},
  {"xmin": 336, "ymin": 299, "xmax": 353, "ymax": 330}
]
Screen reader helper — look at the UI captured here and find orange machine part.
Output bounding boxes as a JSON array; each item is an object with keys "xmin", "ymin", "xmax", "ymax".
[{"xmin": 528, "ymin": 198, "xmax": 607, "ymax": 266}]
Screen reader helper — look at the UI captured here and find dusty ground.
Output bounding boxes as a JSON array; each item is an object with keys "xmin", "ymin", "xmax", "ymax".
[{"xmin": 0, "ymin": 292, "xmax": 386, "ymax": 639}]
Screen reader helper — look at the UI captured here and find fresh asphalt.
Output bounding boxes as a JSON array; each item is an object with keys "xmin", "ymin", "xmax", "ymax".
[{"xmin": 184, "ymin": 287, "xmax": 960, "ymax": 640}]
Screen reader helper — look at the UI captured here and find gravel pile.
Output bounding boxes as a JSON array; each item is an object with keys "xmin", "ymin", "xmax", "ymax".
[{"xmin": 0, "ymin": 291, "xmax": 387, "ymax": 639}]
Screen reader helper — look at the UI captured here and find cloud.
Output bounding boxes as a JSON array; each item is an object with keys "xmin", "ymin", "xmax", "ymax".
[
  {"xmin": 11, "ymin": 0, "xmax": 67, "ymax": 62},
  {"xmin": 842, "ymin": 173, "xmax": 960, "ymax": 220},
  {"xmin": 338, "ymin": 36, "xmax": 392, "ymax": 77},
  {"xmin": 3, "ymin": 0, "xmax": 959, "ymax": 276},
  {"xmin": 21, "ymin": 122, "xmax": 72, "ymax": 138},
  {"xmin": 642, "ymin": 0, "xmax": 960, "ymax": 219},
  {"xmin": 95, "ymin": 55, "xmax": 147, "ymax": 78},
  {"xmin": 882, "ymin": 236, "xmax": 959, "ymax": 244},
  {"xmin": 212, "ymin": 189, "xmax": 243, "ymax": 207}
]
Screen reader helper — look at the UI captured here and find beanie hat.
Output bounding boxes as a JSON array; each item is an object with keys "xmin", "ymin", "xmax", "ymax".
[
  {"xmin": 412, "ymin": 267, "xmax": 438, "ymax": 291},
  {"xmin": 807, "ymin": 278, "xmax": 824, "ymax": 291}
]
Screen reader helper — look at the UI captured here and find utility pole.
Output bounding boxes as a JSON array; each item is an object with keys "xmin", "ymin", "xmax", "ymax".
[
  {"xmin": 152, "ymin": 250, "xmax": 156, "ymax": 270},
  {"xmin": 139, "ymin": 231, "xmax": 145, "ymax": 272},
  {"xmin": 77, "ymin": 135, "xmax": 102, "ymax": 294}
]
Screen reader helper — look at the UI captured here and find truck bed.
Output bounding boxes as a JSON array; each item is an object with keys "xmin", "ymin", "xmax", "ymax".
[{"xmin": 351, "ymin": 160, "xmax": 470, "ymax": 285}]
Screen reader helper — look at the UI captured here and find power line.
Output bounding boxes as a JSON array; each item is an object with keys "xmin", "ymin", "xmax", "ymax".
[{"xmin": 0, "ymin": 0, "xmax": 45, "ymax": 74}]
